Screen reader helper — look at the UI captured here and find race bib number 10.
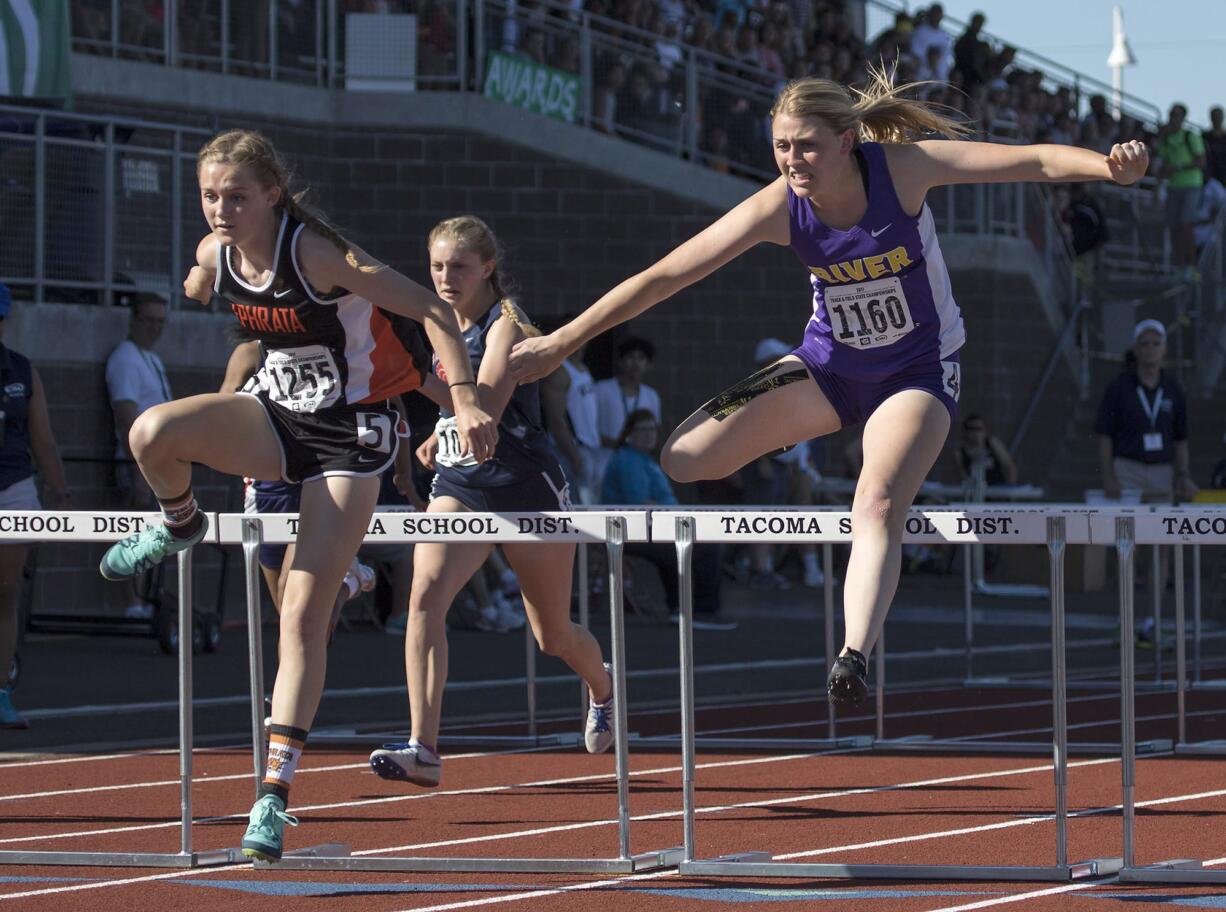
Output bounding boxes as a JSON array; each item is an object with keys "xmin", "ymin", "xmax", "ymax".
[
  {"xmin": 261, "ymin": 346, "xmax": 341, "ymax": 413},
  {"xmin": 826, "ymin": 276, "xmax": 914, "ymax": 350},
  {"xmin": 434, "ymin": 416, "xmax": 479, "ymax": 468}
]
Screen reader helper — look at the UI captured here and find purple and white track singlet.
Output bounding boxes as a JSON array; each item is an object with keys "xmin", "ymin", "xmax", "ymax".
[{"xmin": 789, "ymin": 142, "xmax": 964, "ymax": 383}]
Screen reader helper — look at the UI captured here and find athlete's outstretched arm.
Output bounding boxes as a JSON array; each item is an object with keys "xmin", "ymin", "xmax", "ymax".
[
  {"xmin": 508, "ymin": 178, "xmax": 792, "ymax": 383},
  {"xmin": 890, "ymin": 139, "xmax": 1148, "ymax": 204},
  {"xmin": 296, "ymin": 231, "xmax": 498, "ymax": 463}
]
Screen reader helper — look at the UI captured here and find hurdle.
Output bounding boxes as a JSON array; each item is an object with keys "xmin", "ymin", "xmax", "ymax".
[
  {"xmin": 1108, "ymin": 511, "xmax": 1226, "ymax": 885},
  {"xmin": 653, "ymin": 507, "xmax": 1123, "ymax": 882},
  {"xmin": 0, "ymin": 510, "xmax": 239, "ymax": 869},
  {"xmin": 215, "ymin": 509, "xmax": 684, "ymax": 874}
]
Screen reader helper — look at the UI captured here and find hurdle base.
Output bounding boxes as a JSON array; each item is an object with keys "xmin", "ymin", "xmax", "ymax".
[
  {"xmin": 963, "ymin": 676, "xmax": 1178, "ymax": 693},
  {"xmin": 1174, "ymin": 739, "xmax": 1226, "ymax": 756},
  {"xmin": 308, "ymin": 729, "xmax": 583, "ymax": 749},
  {"xmin": 256, "ymin": 846, "xmax": 685, "ymax": 874},
  {"xmin": 1120, "ymin": 860, "xmax": 1226, "ymax": 884},
  {"xmin": 873, "ymin": 736, "xmax": 1173, "ymax": 755},
  {"xmin": 678, "ymin": 855, "xmax": 1123, "ymax": 881},
  {"xmin": 0, "ymin": 848, "xmax": 241, "ymax": 868},
  {"xmin": 629, "ymin": 735, "xmax": 873, "ymax": 750}
]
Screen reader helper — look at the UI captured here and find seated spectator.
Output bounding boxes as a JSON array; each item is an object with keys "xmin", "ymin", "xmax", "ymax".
[
  {"xmin": 595, "ymin": 335, "xmax": 661, "ymax": 480},
  {"xmin": 554, "ymin": 35, "xmax": 581, "ymax": 74},
  {"xmin": 1194, "ymin": 176, "xmax": 1226, "ymax": 255},
  {"xmin": 953, "ymin": 413, "xmax": 1018, "ymax": 491},
  {"xmin": 592, "ymin": 61, "xmax": 626, "ymax": 134},
  {"xmin": 1079, "ymin": 94, "xmax": 1117, "ymax": 154},
  {"xmin": 602, "ymin": 409, "xmax": 725, "ymax": 621},
  {"xmin": 909, "ymin": 4, "xmax": 952, "ymax": 83}
]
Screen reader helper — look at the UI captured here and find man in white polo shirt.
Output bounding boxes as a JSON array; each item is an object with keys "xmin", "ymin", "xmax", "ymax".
[{"xmin": 105, "ymin": 294, "xmax": 171, "ymax": 619}]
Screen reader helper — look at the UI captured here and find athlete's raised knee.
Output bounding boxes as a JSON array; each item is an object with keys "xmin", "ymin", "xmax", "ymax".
[
  {"xmin": 851, "ymin": 486, "xmax": 903, "ymax": 530},
  {"xmin": 128, "ymin": 403, "xmax": 176, "ymax": 464}
]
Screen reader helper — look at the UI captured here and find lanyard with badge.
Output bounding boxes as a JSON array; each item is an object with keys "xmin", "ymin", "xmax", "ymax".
[{"xmin": 1136, "ymin": 384, "xmax": 1165, "ymax": 453}]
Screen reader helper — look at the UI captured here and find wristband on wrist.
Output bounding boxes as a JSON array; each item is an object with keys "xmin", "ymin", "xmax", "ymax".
[{"xmin": 448, "ymin": 380, "xmax": 476, "ymax": 389}]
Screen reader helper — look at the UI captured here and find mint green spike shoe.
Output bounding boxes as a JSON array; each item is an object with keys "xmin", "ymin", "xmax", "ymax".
[
  {"xmin": 240, "ymin": 794, "xmax": 299, "ymax": 861},
  {"xmin": 99, "ymin": 515, "xmax": 209, "ymax": 581}
]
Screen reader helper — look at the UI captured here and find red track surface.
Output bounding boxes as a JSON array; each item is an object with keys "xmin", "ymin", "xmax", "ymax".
[{"xmin": 3, "ymin": 686, "xmax": 1225, "ymax": 912}]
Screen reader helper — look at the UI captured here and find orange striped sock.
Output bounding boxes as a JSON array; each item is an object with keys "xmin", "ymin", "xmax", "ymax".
[{"xmin": 261, "ymin": 724, "xmax": 308, "ymax": 802}]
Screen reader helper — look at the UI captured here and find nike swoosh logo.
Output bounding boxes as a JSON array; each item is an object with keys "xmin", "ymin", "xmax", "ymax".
[
  {"xmin": 273, "ymin": 288, "xmax": 294, "ymax": 299},
  {"xmin": 870, "ymin": 224, "xmax": 892, "ymax": 238}
]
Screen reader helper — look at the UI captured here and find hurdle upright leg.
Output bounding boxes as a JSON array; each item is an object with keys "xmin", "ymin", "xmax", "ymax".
[
  {"xmin": 676, "ymin": 517, "xmax": 697, "ymax": 861},
  {"xmin": 242, "ymin": 518, "xmax": 267, "ymax": 794}
]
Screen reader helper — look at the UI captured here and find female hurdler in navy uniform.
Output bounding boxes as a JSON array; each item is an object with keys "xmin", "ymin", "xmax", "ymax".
[
  {"xmin": 99, "ymin": 130, "xmax": 497, "ymax": 860},
  {"xmin": 511, "ymin": 73, "xmax": 1147, "ymax": 707},
  {"xmin": 369, "ymin": 216, "xmax": 615, "ymax": 787}
]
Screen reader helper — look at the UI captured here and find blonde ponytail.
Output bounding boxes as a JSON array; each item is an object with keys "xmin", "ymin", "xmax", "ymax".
[
  {"xmin": 771, "ymin": 65, "xmax": 969, "ymax": 143},
  {"xmin": 428, "ymin": 215, "xmax": 539, "ymax": 335}
]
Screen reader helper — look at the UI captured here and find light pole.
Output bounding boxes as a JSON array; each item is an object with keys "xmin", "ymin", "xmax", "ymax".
[{"xmin": 1106, "ymin": 5, "xmax": 1137, "ymax": 120}]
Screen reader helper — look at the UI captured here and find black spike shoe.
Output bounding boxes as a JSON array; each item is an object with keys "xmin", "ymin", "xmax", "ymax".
[{"xmin": 827, "ymin": 648, "xmax": 868, "ymax": 706}]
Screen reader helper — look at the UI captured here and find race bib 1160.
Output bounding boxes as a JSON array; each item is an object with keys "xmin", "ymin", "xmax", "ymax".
[{"xmin": 825, "ymin": 276, "xmax": 914, "ymax": 350}]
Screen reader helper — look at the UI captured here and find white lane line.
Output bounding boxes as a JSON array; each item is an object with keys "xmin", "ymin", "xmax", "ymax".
[
  {"xmin": 6, "ymin": 770, "xmax": 1223, "ymax": 904},
  {"xmin": 0, "ymin": 752, "xmax": 816, "ymax": 847}
]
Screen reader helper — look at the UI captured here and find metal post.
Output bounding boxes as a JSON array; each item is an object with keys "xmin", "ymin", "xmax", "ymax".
[
  {"xmin": 676, "ymin": 517, "xmax": 696, "ymax": 861},
  {"xmin": 1151, "ymin": 545, "xmax": 1162, "ymax": 682},
  {"xmin": 33, "ymin": 114, "xmax": 45, "ymax": 305},
  {"xmin": 605, "ymin": 516, "xmax": 631, "ymax": 860},
  {"xmin": 473, "ymin": 0, "xmax": 485, "ymax": 88},
  {"xmin": 1118, "ymin": 517, "xmax": 1136, "ymax": 869},
  {"xmin": 103, "ymin": 123, "xmax": 116, "ymax": 307},
  {"xmin": 524, "ymin": 621, "xmax": 537, "ymax": 740},
  {"xmin": 1193, "ymin": 544, "xmax": 1202, "ymax": 683},
  {"xmin": 1174, "ymin": 544, "xmax": 1186, "ymax": 745},
  {"xmin": 578, "ymin": 542, "xmax": 589, "ymax": 718},
  {"xmin": 327, "ymin": 0, "xmax": 338, "ymax": 86},
  {"xmin": 456, "ymin": 0, "xmax": 468, "ymax": 90},
  {"xmin": 221, "ymin": 0, "xmax": 231, "ymax": 74},
  {"xmin": 685, "ymin": 50, "xmax": 698, "ymax": 163},
  {"xmin": 963, "ymin": 542, "xmax": 974, "ymax": 680},
  {"xmin": 875, "ymin": 627, "xmax": 885, "ymax": 741},
  {"xmin": 578, "ymin": 14, "xmax": 592, "ymax": 127},
  {"xmin": 164, "ymin": 0, "xmax": 175, "ymax": 66},
  {"xmin": 268, "ymin": 0, "xmax": 279, "ymax": 80},
  {"xmin": 243, "ymin": 518, "xmax": 267, "ymax": 794},
  {"xmin": 822, "ymin": 543, "xmax": 834, "ymax": 741},
  {"xmin": 315, "ymin": 0, "xmax": 324, "ymax": 85},
  {"xmin": 170, "ymin": 132, "xmax": 183, "ymax": 309},
  {"xmin": 1047, "ymin": 516, "xmax": 1068, "ymax": 867},
  {"xmin": 177, "ymin": 548, "xmax": 194, "ymax": 857},
  {"xmin": 111, "ymin": 0, "xmax": 119, "ymax": 57}
]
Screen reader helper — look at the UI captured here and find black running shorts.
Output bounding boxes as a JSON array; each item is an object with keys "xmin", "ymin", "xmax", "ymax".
[
  {"xmin": 244, "ymin": 389, "xmax": 399, "ymax": 484},
  {"xmin": 430, "ymin": 462, "xmax": 571, "ymax": 513}
]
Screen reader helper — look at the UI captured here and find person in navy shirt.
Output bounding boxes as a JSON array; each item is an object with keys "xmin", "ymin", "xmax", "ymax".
[
  {"xmin": 511, "ymin": 68, "xmax": 1149, "ymax": 707},
  {"xmin": 1095, "ymin": 319, "xmax": 1195, "ymax": 504}
]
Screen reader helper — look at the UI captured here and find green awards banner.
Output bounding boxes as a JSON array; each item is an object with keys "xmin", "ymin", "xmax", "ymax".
[
  {"xmin": 0, "ymin": 0, "xmax": 72, "ymax": 103},
  {"xmin": 483, "ymin": 50, "xmax": 579, "ymax": 124}
]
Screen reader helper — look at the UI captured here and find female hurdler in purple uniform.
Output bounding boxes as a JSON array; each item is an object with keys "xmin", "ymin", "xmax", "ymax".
[{"xmin": 510, "ymin": 73, "xmax": 1148, "ymax": 705}]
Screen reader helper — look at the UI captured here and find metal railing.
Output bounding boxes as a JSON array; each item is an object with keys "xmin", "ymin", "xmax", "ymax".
[{"xmin": 0, "ymin": 103, "xmax": 211, "ymax": 308}]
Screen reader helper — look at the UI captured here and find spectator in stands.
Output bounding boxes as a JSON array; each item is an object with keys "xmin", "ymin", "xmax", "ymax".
[
  {"xmin": 909, "ymin": 4, "xmax": 952, "ymax": 84},
  {"xmin": 1095, "ymin": 319, "xmax": 1196, "ymax": 504},
  {"xmin": 592, "ymin": 61, "xmax": 626, "ymax": 134},
  {"xmin": 554, "ymin": 35, "xmax": 581, "ymax": 74},
  {"xmin": 1053, "ymin": 183, "xmax": 1108, "ymax": 285},
  {"xmin": 538, "ymin": 315, "xmax": 602, "ymax": 504},
  {"xmin": 1155, "ymin": 103, "xmax": 1207, "ymax": 276},
  {"xmin": 757, "ymin": 22, "xmax": 787, "ymax": 83},
  {"xmin": 1079, "ymin": 94, "xmax": 1116, "ymax": 154},
  {"xmin": 953, "ymin": 11, "xmax": 990, "ymax": 91},
  {"xmin": 107, "ymin": 293, "xmax": 171, "ymax": 509},
  {"xmin": 518, "ymin": 29, "xmax": 547, "ymax": 65},
  {"xmin": 1203, "ymin": 106, "xmax": 1226, "ymax": 187},
  {"xmin": 106, "ymin": 292, "xmax": 171, "ymax": 620},
  {"xmin": 0, "ymin": 284, "xmax": 70, "ymax": 730},
  {"xmin": 1194, "ymin": 175, "xmax": 1226, "ymax": 257},
  {"xmin": 595, "ymin": 336, "xmax": 661, "ymax": 459},
  {"xmin": 954, "ymin": 413, "xmax": 1017, "ymax": 489},
  {"xmin": 655, "ymin": 18, "xmax": 684, "ymax": 72}
]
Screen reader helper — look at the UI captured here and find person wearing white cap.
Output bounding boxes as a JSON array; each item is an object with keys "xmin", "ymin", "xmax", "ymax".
[{"xmin": 1094, "ymin": 319, "xmax": 1196, "ymax": 504}]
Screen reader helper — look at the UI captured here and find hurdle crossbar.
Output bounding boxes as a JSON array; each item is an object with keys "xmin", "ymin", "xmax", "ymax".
[
  {"xmin": 652, "ymin": 507, "xmax": 1121, "ymax": 882},
  {"xmin": 215, "ymin": 510, "xmax": 682, "ymax": 874},
  {"xmin": 1102, "ymin": 511, "xmax": 1226, "ymax": 885},
  {"xmin": 0, "ymin": 511, "xmax": 239, "ymax": 869}
]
